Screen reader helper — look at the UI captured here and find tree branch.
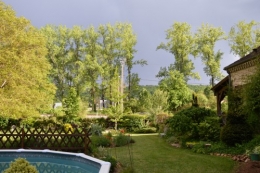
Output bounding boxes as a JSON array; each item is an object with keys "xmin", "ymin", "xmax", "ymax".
[{"xmin": 1, "ymin": 80, "xmax": 6, "ymax": 88}]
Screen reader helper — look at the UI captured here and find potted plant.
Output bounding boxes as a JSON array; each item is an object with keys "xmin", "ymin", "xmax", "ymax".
[{"xmin": 247, "ymin": 146, "xmax": 260, "ymax": 161}]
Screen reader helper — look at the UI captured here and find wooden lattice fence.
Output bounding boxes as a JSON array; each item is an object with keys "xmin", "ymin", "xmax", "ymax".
[{"xmin": 0, "ymin": 128, "xmax": 91, "ymax": 153}]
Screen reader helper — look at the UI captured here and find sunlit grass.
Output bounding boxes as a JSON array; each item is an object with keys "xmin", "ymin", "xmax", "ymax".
[{"xmin": 109, "ymin": 134, "xmax": 237, "ymax": 173}]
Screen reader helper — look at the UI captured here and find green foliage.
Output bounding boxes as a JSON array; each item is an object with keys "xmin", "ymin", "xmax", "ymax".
[
  {"xmin": 118, "ymin": 114, "xmax": 148, "ymax": 132},
  {"xmin": 147, "ymin": 89, "xmax": 168, "ymax": 123},
  {"xmin": 221, "ymin": 123, "xmax": 252, "ymax": 146},
  {"xmin": 90, "ymin": 124, "xmax": 103, "ymax": 136},
  {"xmin": 159, "ymin": 70, "xmax": 192, "ymax": 111},
  {"xmin": 197, "ymin": 117, "xmax": 221, "ymax": 141},
  {"xmin": 194, "ymin": 23, "xmax": 225, "ymax": 86},
  {"xmin": 242, "ymin": 63, "xmax": 260, "ymax": 133},
  {"xmin": 188, "ymin": 85, "xmax": 207, "ymax": 93},
  {"xmin": 133, "ymin": 127, "xmax": 157, "ymax": 133},
  {"xmin": 228, "ymin": 20, "xmax": 260, "ymax": 58},
  {"xmin": 3, "ymin": 158, "xmax": 38, "ymax": 173},
  {"xmin": 0, "ymin": 2, "xmax": 55, "ymax": 118},
  {"xmin": 139, "ymin": 85, "xmax": 158, "ymax": 94},
  {"xmin": 90, "ymin": 135, "xmax": 111, "ymax": 148},
  {"xmin": 191, "ymin": 142, "xmax": 245, "ymax": 155},
  {"xmin": 63, "ymin": 123, "xmax": 74, "ymax": 133},
  {"xmin": 221, "ymin": 88, "xmax": 253, "ymax": 146},
  {"xmin": 62, "ymin": 87, "xmax": 80, "ymax": 122},
  {"xmin": 167, "ymin": 113, "xmax": 193, "ymax": 137},
  {"xmin": 101, "ymin": 155, "xmax": 117, "ymax": 173},
  {"xmin": 166, "ymin": 107, "xmax": 218, "ymax": 141},
  {"xmin": 114, "ymin": 133, "xmax": 133, "ymax": 147},
  {"xmin": 157, "ymin": 22, "xmax": 199, "ymax": 80},
  {"xmin": 137, "ymin": 88, "xmax": 151, "ymax": 112}
]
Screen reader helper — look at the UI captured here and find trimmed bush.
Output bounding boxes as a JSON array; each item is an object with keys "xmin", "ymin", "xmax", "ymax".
[
  {"xmin": 133, "ymin": 127, "xmax": 156, "ymax": 133},
  {"xmin": 221, "ymin": 123, "xmax": 252, "ymax": 146},
  {"xmin": 118, "ymin": 114, "xmax": 148, "ymax": 132},
  {"xmin": 3, "ymin": 158, "xmax": 38, "ymax": 173},
  {"xmin": 166, "ymin": 107, "xmax": 218, "ymax": 142}
]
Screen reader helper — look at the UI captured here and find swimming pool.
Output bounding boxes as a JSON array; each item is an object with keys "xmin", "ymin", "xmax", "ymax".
[{"xmin": 0, "ymin": 149, "xmax": 111, "ymax": 173}]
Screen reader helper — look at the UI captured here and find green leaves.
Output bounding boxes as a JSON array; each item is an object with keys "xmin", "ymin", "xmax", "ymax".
[
  {"xmin": 0, "ymin": 2, "xmax": 55, "ymax": 118},
  {"xmin": 228, "ymin": 20, "xmax": 260, "ymax": 58},
  {"xmin": 159, "ymin": 70, "xmax": 192, "ymax": 111},
  {"xmin": 157, "ymin": 22, "xmax": 199, "ymax": 81},
  {"xmin": 195, "ymin": 24, "xmax": 225, "ymax": 86}
]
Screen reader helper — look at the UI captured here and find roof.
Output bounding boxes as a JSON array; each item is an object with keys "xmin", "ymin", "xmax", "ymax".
[
  {"xmin": 211, "ymin": 76, "xmax": 229, "ymax": 95},
  {"xmin": 224, "ymin": 46, "xmax": 260, "ymax": 71}
]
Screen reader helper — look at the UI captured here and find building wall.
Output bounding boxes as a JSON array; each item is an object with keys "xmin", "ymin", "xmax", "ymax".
[{"xmin": 230, "ymin": 65, "xmax": 256, "ymax": 87}]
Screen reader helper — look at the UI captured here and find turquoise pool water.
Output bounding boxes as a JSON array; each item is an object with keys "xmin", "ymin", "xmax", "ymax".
[{"xmin": 0, "ymin": 150, "xmax": 110, "ymax": 173}]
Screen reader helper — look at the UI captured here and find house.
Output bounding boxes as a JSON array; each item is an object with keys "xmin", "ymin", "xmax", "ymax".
[{"xmin": 212, "ymin": 46, "xmax": 260, "ymax": 116}]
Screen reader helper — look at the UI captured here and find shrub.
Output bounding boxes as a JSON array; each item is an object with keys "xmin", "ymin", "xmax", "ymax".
[
  {"xmin": 63, "ymin": 123, "xmax": 74, "ymax": 133},
  {"xmin": 166, "ymin": 114, "xmax": 193, "ymax": 137},
  {"xmin": 114, "ymin": 133, "xmax": 133, "ymax": 147},
  {"xmin": 90, "ymin": 124, "xmax": 103, "ymax": 136},
  {"xmin": 197, "ymin": 117, "xmax": 220, "ymax": 141},
  {"xmin": 3, "ymin": 158, "xmax": 38, "ymax": 173},
  {"xmin": 133, "ymin": 127, "xmax": 156, "ymax": 133},
  {"xmin": 90, "ymin": 135, "xmax": 111, "ymax": 148},
  {"xmin": 244, "ymin": 135, "xmax": 260, "ymax": 151},
  {"xmin": 221, "ymin": 123, "xmax": 252, "ymax": 146},
  {"xmin": 118, "ymin": 114, "xmax": 148, "ymax": 132},
  {"xmin": 166, "ymin": 107, "xmax": 219, "ymax": 142},
  {"xmin": 101, "ymin": 155, "xmax": 117, "ymax": 173}
]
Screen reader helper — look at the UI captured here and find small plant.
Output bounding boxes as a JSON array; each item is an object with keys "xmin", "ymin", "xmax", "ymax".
[
  {"xmin": 253, "ymin": 146, "xmax": 260, "ymax": 154},
  {"xmin": 3, "ymin": 158, "xmax": 38, "ymax": 173},
  {"xmin": 90, "ymin": 124, "xmax": 103, "ymax": 136},
  {"xmin": 247, "ymin": 146, "xmax": 260, "ymax": 155},
  {"xmin": 101, "ymin": 155, "xmax": 117, "ymax": 173},
  {"xmin": 63, "ymin": 123, "xmax": 74, "ymax": 133}
]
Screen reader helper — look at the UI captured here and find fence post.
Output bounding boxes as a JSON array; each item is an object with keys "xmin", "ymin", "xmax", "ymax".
[
  {"xmin": 84, "ymin": 129, "xmax": 87, "ymax": 154},
  {"xmin": 21, "ymin": 128, "xmax": 24, "ymax": 148}
]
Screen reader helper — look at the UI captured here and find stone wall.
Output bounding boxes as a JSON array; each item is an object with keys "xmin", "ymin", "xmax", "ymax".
[{"xmin": 230, "ymin": 65, "xmax": 256, "ymax": 87}]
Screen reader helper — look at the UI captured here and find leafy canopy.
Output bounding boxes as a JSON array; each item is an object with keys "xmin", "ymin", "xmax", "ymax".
[{"xmin": 0, "ymin": 2, "xmax": 55, "ymax": 118}]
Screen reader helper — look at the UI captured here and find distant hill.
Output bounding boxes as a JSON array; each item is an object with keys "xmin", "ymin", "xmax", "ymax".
[{"xmin": 139, "ymin": 84, "xmax": 209, "ymax": 94}]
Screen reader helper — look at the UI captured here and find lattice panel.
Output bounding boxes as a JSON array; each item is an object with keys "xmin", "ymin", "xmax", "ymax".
[{"xmin": 0, "ymin": 128, "xmax": 91, "ymax": 154}]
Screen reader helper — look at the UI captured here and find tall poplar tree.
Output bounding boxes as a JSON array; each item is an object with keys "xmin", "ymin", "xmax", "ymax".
[
  {"xmin": 84, "ymin": 26, "xmax": 103, "ymax": 112},
  {"xmin": 41, "ymin": 25, "xmax": 71, "ymax": 101},
  {"xmin": 157, "ymin": 22, "xmax": 199, "ymax": 80},
  {"xmin": 195, "ymin": 24, "xmax": 225, "ymax": 86},
  {"xmin": 229, "ymin": 20, "xmax": 260, "ymax": 58}
]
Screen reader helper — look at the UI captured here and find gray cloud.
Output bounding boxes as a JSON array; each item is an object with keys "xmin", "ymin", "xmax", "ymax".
[{"xmin": 3, "ymin": 0, "xmax": 260, "ymax": 85}]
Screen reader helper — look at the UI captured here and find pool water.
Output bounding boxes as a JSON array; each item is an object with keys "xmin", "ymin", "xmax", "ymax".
[{"xmin": 0, "ymin": 150, "xmax": 108, "ymax": 173}]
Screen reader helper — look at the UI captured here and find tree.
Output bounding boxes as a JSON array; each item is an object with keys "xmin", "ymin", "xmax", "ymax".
[
  {"xmin": 137, "ymin": 88, "xmax": 151, "ymax": 113},
  {"xmin": 83, "ymin": 26, "xmax": 103, "ymax": 112},
  {"xmin": 159, "ymin": 70, "xmax": 192, "ymax": 112},
  {"xmin": 228, "ymin": 20, "xmax": 260, "ymax": 58},
  {"xmin": 126, "ymin": 73, "xmax": 140, "ymax": 99},
  {"xmin": 0, "ymin": 2, "xmax": 55, "ymax": 118},
  {"xmin": 98, "ymin": 24, "xmax": 120, "ymax": 106},
  {"xmin": 41, "ymin": 25, "xmax": 71, "ymax": 101},
  {"xmin": 68, "ymin": 26, "xmax": 86, "ymax": 96},
  {"xmin": 148, "ymin": 89, "xmax": 168, "ymax": 123},
  {"xmin": 157, "ymin": 22, "xmax": 199, "ymax": 80},
  {"xmin": 62, "ymin": 87, "xmax": 80, "ymax": 122},
  {"xmin": 195, "ymin": 24, "xmax": 225, "ymax": 86}
]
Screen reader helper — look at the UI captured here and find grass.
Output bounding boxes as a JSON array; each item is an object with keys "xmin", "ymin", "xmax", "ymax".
[{"xmin": 109, "ymin": 134, "xmax": 237, "ymax": 173}]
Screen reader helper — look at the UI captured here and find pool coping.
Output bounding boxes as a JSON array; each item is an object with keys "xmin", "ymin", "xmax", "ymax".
[{"xmin": 0, "ymin": 149, "xmax": 111, "ymax": 173}]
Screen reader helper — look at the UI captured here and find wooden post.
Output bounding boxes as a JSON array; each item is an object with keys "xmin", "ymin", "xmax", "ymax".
[{"xmin": 21, "ymin": 128, "xmax": 24, "ymax": 148}]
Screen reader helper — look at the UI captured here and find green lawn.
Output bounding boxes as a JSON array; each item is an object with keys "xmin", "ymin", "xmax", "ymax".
[{"xmin": 109, "ymin": 134, "xmax": 237, "ymax": 173}]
